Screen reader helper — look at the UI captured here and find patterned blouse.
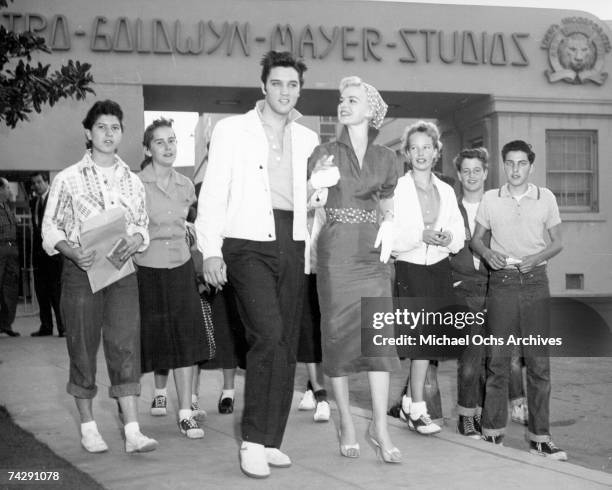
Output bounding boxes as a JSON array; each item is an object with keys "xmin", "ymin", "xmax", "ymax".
[{"xmin": 42, "ymin": 152, "xmax": 149, "ymax": 256}]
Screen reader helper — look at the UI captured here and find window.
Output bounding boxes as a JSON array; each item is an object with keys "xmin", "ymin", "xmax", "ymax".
[
  {"xmin": 565, "ymin": 273, "xmax": 584, "ymax": 290},
  {"xmin": 319, "ymin": 116, "xmax": 338, "ymax": 144},
  {"xmin": 546, "ymin": 130, "xmax": 598, "ymax": 212}
]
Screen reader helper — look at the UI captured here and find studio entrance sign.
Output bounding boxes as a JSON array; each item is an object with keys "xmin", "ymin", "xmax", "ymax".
[{"xmin": 3, "ymin": 12, "xmax": 532, "ymax": 67}]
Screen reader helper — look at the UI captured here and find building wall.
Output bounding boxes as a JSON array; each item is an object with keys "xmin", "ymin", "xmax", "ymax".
[{"xmin": 1, "ymin": 0, "xmax": 610, "ymax": 296}]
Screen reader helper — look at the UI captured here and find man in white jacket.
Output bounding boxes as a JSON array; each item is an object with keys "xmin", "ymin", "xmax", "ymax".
[{"xmin": 195, "ymin": 51, "xmax": 319, "ymax": 479}]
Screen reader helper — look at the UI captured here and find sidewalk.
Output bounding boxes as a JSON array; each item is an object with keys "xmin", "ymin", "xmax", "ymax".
[{"xmin": 1, "ymin": 314, "xmax": 611, "ymax": 490}]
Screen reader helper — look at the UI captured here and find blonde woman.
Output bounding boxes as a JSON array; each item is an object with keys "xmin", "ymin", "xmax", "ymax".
[
  {"xmin": 308, "ymin": 76, "xmax": 400, "ymax": 463},
  {"xmin": 392, "ymin": 121, "xmax": 465, "ymax": 435}
]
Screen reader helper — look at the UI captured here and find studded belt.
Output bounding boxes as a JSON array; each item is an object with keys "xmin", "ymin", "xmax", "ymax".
[{"xmin": 325, "ymin": 207, "xmax": 377, "ymax": 224}]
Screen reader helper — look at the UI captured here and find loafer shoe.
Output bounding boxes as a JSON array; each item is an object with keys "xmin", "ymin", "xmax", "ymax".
[
  {"xmin": 239, "ymin": 442, "xmax": 270, "ymax": 478},
  {"xmin": 218, "ymin": 395, "xmax": 234, "ymax": 414},
  {"xmin": 265, "ymin": 447, "xmax": 291, "ymax": 468}
]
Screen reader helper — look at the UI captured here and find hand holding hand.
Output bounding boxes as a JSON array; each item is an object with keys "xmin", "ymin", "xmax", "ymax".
[
  {"xmin": 374, "ymin": 220, "xmax": 394, "ymax": 263},
  {"xmin": 203, "ymin": 256, "xmax": 227, "ymax": 289}
]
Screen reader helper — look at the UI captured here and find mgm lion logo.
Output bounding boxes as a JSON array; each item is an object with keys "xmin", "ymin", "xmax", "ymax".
[{"xmin": 542, "ymin": 17, "xmax": 611, "ymax": 85}]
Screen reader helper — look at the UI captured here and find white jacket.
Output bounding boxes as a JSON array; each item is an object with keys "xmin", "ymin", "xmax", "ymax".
[
  {"xmin": 393, "ymin": 171, "xmax": 465, "ymax": 265},
  {"xmin": 196, "ymin": 105, "xmax": 319, "ymax": 259}
]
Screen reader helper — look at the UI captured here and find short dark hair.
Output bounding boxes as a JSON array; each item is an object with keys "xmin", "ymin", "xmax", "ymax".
[
  {"xmin": 260, "ymin": 51, "xmax": 307, "ymax": 87},
  {"xmin": 30, "ymin": 171, "xmax": 49, "ymax": 183},
  {"xmin": 453, "ymin": 147, "xmax": 489, "ymax": 173},
  {"xmin": 501, "ymin": 140, "xmax": 535, "ymax": 164},
  {"xmin": 141, "ymin": 118, "xmax": 174, "ymax": 169},
  {"xmin": 82, "ymin": 100, "xmax": 124, "ymax": 150}
]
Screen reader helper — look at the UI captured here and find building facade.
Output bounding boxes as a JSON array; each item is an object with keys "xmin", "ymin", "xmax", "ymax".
[{"xmin": 1, "ymin": 0, "xmax": 611, "ymax": 297}]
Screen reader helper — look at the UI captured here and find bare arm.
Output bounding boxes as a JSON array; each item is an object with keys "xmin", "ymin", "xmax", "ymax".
[
  {"xmin": 471, "ymin": 222, "xmax": 507, "ymax": 270},
  {"xmin": 517, "ymin": 223, "xmax": 563, "ymax": 273}
]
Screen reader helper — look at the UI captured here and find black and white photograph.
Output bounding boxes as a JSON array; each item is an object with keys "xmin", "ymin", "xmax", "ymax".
[{"xmin": 1, "ymin": 0, "xmax": 611, "ymax": 488}]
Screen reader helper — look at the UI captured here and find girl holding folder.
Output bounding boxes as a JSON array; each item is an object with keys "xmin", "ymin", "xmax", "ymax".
[{"xmin": 42, "ymin": 100, "xmax": 158, "ymax": 454}]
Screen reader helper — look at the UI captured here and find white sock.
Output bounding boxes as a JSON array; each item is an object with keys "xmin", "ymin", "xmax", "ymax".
[
  {"xmin": 242, "ymin": 441, "xmax": 263, "ymax": 449},
  {"xmin": 81, "ymin": 421, "xmax": 99, "ymax": 435},
  {"xmin": 178, "ymin": 409, "xmax": 192, "ymax": 421},
  {"xmin": 191, "ymin": 394, "xmax": 198, "ymax": 404},
  {"xmin": 222, "ymin": 389, "xmax": 235, "ymax": 399},
  {"xmin": 401, "ymin": 395, "xmax": 412, "ymax": 413},
  {"xmin": 409, "ymin": 401, "xmax": 427, "ymax": 418},
  {"xmin": 124, "ymin": 421, "xmax": 140, "ymax": 438},
  {"xmin": 154, "ymin": 388, "xmax": 167, "ymax": 397}
]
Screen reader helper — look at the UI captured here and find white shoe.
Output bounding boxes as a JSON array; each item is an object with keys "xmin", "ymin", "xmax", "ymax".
[
  {"xmin": 313, "ymin": 400, "xmax": 330, "ymax": 422},
  {"xmin": 239, "ymin": 442, "xmax": 270, "ymax": 478},
  {"xmin": 298, "ymin": 390, "xmax": 316, "ymax": 411},
  {"xmin": 81, "ymin": 430, "xmax": 108, "ymax": 453},
  {"xmin": 511, "ymin": 403, "xmax": 528, "ymax": 425},
  {"xmin": 265, "ymin": 447, "xmax": 292, "ymax": 468},
  {"xmin": 125, "ymin": 431, "xmax": 159, "ymax": 453}
]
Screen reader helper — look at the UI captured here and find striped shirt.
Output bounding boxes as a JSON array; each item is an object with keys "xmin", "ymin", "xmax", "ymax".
[{"xmin": 42, "ymin": 152, "xmax": 149, "ymax": 256}]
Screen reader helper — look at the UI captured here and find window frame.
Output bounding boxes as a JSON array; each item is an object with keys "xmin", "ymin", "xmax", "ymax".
[{"xmin": 546, "ymin": 129, "xmax": 598, "ymax": 213}]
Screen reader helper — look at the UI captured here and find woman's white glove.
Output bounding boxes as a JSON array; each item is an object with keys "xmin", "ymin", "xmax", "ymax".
[
  {"xmin": 310, "ymin": 166, "xmax": 340, "ymax": 189},
  {"xmin": 374, "ymin": 220, "xmax": 394, "ymax": 263}
]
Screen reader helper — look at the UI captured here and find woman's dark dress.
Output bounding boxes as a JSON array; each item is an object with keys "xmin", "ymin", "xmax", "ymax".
[{"xmin": 308, "ymin": 127, "xmax": 400, "ymax": 376}]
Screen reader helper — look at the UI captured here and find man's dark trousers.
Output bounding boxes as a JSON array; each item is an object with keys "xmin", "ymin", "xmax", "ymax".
[
  {"xmin": 33, "ymin": 253, "xmax": 63, "ymax": 334},
  {"xmin": 223, "ymin": 210, "xmax": 305, "ymax": 448}
]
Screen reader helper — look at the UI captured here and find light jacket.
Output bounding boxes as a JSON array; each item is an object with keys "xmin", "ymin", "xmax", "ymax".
[
  {"xmin": 195, "ymin": 104, "xmax": 319, "ymax": 259},
  {"xmin": 393, "ymin": 171, "xmax": 465, "ymax": 265}
]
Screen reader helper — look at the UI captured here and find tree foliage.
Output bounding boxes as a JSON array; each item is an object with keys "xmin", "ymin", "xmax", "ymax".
[{"xmin": 0, "ymin": 0, "xmax": 95, "ymax": 128}]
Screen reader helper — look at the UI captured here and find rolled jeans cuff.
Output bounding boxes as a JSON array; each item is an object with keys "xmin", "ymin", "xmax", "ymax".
[
  {"xmin": 67, "ymin": 382, "xmax": 97, "ymax": 399},
  {"xmin": 457, "ymin": 405, "xmax": 478, "ymax": 417},
  {"xmin": 109, "ymin": 382, "xmax": 141, "ymax": 399},
  {"xmin": 528, "ymin": 432, "xmax": 551, "ymax": 443},
  {"xmin": 482, "ymin": 427, "xmax": 505, "ymax": 437}
]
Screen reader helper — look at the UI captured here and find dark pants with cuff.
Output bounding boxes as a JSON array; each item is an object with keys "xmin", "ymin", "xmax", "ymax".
[
  {"xmin": 223, "ymin": 210, "xmax": 305, "ymax": 448},
  {"xmin": 481, "ymin": 266, "xmax": 552, "ymax": 442},
  {"xmin": 453, "ymin": 276, "xmax": 487, "ymax": 416},
  {"xmin": 61, "ymin": 260, "xmax": 141, "ymax": 399}
]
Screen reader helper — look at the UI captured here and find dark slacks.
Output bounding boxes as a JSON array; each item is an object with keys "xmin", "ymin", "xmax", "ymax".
[
  {"xmin": 33, "ymin": 253, "xmax": 64, "ymax": 334},
  {"xmin": 61, "ymin": 259, "xmax": 141, "ymax": 399},
  {"xmin": 0, "ymin": 244, "xmax": 19, "ymax": 331},
  {"xmin": 223, "ymin": 210, "xmax": 305, "ymax": 448},
  {"xmin": 481, "ymin": 266, "xmax": 552, "ymax": 442}
]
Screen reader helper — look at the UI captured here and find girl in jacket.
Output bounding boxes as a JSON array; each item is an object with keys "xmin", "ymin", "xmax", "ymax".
[{"xmin": 392, "ymin": 120, "xmax": 465, "ymax": 435}]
